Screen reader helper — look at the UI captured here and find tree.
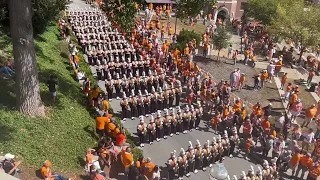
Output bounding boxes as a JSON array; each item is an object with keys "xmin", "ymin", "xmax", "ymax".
[
  {"xmin": 212, "ymin": 26, "xmax": 231, "ymax": 61},
  {"xmin": 101, "ymin": 0, "xmax": 137, "ymax": 32},
  {"xmin": 267, "ymin": 0, "xmax": 320, "ymax": 61},
  {"xmin": 245, "ymin": 0, "xmax": 288, "ymax": 25},
  {"xmin": 8, "ymin": 0, "xmax": 45, "ymax": 116},
  {"xmin": 0, "ymin": 0, "xmax": 68, "ymax": 33},
  {"xmin": 176, "ymin": 0, "xmax": 217, "ymax": 20}
]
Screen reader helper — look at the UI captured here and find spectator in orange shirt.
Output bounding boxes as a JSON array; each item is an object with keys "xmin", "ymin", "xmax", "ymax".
[
  {"xmin": 41, "ymin": 160, "xmax": 75, "ymax": 180},
  {"xmin": 261, "ymin": 118, "xmax": 271, "ymax": 132},
  {"xmin": 289, "ymin": 150, "xmax": 301, "ymax": 177},
  {"xmin": 302, "ymin": 104, "xmax": 317, "ymax": 128},
  {"xmin": 121, "ymin": 147, "xmax": 134, "ymax": 175},
  {"xmin": 142, "ymin": 157, "xmax": 155, "ymax": 179},
  {"xmin": 95, "ymin": 112, "xmax": 110, "ymax": 138},
  {"xmin": 280, "ymin": 73, "xmax": 287, "ymax": 90},
  {"xmin": 260, "ymin": 70, "xmax": 268, "ymax": 88},
  {"xmin": 295, "ymin": 152, "xmax": 313, "ymax": 179},
  {"xmin": 307, "ymin": 162, "xmax": 320, "ymax": 180}
]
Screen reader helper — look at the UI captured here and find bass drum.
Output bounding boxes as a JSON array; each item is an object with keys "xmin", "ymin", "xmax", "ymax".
[{"xmin": 209, "ymin": 163, "xmax": 229, "ymax": 180}]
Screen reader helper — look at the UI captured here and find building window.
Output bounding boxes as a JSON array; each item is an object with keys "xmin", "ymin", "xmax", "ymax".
[{"xmin": 240, "ymin": 2, "xmax": 247, "ymax": 10}]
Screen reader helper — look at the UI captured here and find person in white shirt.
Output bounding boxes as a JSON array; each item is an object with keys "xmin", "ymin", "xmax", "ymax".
[
  {"xmin": 275, "ymin": 112, "xmax": 285, "ymax": 133},
  {"xmin": 302, "ymin": 128, "xmax": 315, "ymax": 152},
  {"xmin": 152, "ymin": 165, "xmax": 160, "ymax": 180}
]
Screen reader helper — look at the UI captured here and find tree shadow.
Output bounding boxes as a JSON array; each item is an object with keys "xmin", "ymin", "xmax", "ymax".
[
  {"xmin": 0, "ymin": 78, "xmax": 16, "ymax": 108},
  {"xmin": 37, "ymin": 67, "xmax": 88, "ymax": 110},
  {"xmin": 0, "ymin": 121, "xmax": 15, "ymax": 143},
  {"xmin": 35, "ymin": 169, "xmax": 43, "ymax": 179},
  {"xmin": 83, "ymin": 125, "xmax": 99, "ymax": 141},
  {"xmin": 77, "ymin": 156, "xmax": 86, "ymax": 167}
]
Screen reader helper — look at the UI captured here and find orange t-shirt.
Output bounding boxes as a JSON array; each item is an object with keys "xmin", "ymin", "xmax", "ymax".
[
  {"xmin": 121, "ymin": 150, "xmax": 133, "ymax": 168},
  {"xmin": 261, "ymin": 72, "xmax": 268, "ymax": 80},
  {"xmin": 306, "ymin": 107, "xmax": 317, "ymax": 118},
  {"xmin": 300, "ymin": 156, "xmax": 313, "ymax": 168},
  {"xmin": 143, "ymin": 162, "xmax": 155, "ymax": 178},
  {"xmin": 96, "ymin": 116, "xmax": 110, "ymax": 130},
  {"xmin": 289, "ymin": 153, "xmax": 300, "ymax": 166},
  {"xmin": 241, "ymin": 109, "xmax": 247, "ymax": 120},
  {"xmin": 290, "ymin": 94, "xmax": 298, "ymax": 104},
  {"xmin": 309, "ymin": 166, "xmax": 320, "ymax": 179},
  {"xmin": 261, "ymin": 120, "xmax": 271, "ymax": 131},
  {"xmin": 184, "ymin": 47, "xmax": 190, "ymax": 55},
  {"xmin": 233, "ymin": 103, "xmax": 241, "ymax": 113},
  {"xmin": 41, "ymin": 167, "xmax": 54, "ymax": 180},
  {"xmin": 106, "ymin": 122, "xmax": 116, "ymax": 135},
  {"xmin": 74, "ymin": 55, "xmax": 80, "ymax": 63}
]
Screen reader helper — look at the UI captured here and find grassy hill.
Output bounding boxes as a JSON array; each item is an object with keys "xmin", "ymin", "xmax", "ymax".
[{"xmin": 0, "ymin": 25, "xmax": 97, "ymax": 171}]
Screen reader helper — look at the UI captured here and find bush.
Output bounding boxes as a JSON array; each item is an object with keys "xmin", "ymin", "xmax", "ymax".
[{"xmin": 177, "ymin": 29, "xmax": 201, "ymax": 47}]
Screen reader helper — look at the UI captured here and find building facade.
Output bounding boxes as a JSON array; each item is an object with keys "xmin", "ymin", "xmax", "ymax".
[{"xmin": 213, "ymin": 0, "xmax": 248, "ymax": 22}]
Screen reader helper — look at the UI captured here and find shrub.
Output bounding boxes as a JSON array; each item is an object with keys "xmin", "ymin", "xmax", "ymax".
[{"xmin": 177, "ymin": 29, "xmax": 201, "ymax": 47}]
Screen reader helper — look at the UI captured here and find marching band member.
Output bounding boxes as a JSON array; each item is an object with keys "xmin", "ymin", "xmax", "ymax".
[
  {"xmin": 169, "ymin": 84, "xmax": 175, "ymax": 108},
  {"xmin": 151, "ymin": 86, "xmax": 158, "ymax": 113},
  {"xmin": 183, "ymin": 105, "xmax": 191, "ymax": 134},
  {"xmin": 194, "ymin": 139, "xmax": 204, "ymax": 172},
  {"xmin": 147, "ymin": 116, "xmax": 156, "ymax": 144},
  {"xmin": 115, "ymin": 73, "xmax": 122, "ymax": 99},
  {"xmin": 170, "ymin": 109, "xmax": 177, "ymax": 136},
  {"xmin": 256, "ymin": 166, "xmax": 263, "ymax": 180},
  {"xmin": 156, "ymin": 111, "xmax": 164, "ymax": 141},
  {"xmin": 105, "ymin": 74, "xmax": 114, "ymax": 101},
  {"xmin": 158, "ymin": 87, "xmax": 164, "ymax": 110},
  {"xmin": 167, "ymin": 150, "xmax": 178, "ymax": 180},
  {"xmin": 189, "ymin": 105, "xmax": 196, "ymax": 131},
  {"xmin": 176, "ymin": 80, "xmax": 182, "ymax": 106},
  {"xmin": 144, "ymin": 90, "xmax": 151, "ymax": 116},
  {"xmin": 229, "ymin": 127, "xmax": 240, "ymax": 157},
  {"xmin": 247, "ymin": 166, "xmax": 256, "ymax": 180},
  {"xmin": 121, "ymin": 75, "xmax": 129, "ymax": 97},
  {"xmin": 186, "ymin": 141, "xmax": 195, "ymax": 176},
  {"xmin": 178, "ymin": 148, "xmax": 188, "ymax": 179},
  {"xmin": 137, "ymin": 116, "xmax": 147, "ymax": 147},
  {"xmin": 270, "ymin": 158, "xmax": 277, "ymax": 179},
  {"xmin": 239, "ymin": 171, "xmax": 247, "ymax": 180},
  {"xmin": 262, "ymin": 160, "xmax": 271, "ymax": 180},
  {"xmin": 120, "ymin": 92, "xmax": 129, "ymax": 121},
  {"xmin": 195, "ymin": 101, "xmax": 203, "ymax": 130},
  {"xmin": 163, "ymin": 109, "xmax": 172, "ymax": 139},
  {"xmin": 210, "ymin": 137, "xmax": 217, "ymax": 166},
  {"xmin": 129, "ymin": 90, "xmax": 137, "ymax": 119},
  {"xmin": 222, "ymin": 130, "xmax": 231, "ymax": 158},
  {"xmin": 216, "ymin": 135, "xmax": 224, "ymax": 163},
  {"xmin": 163, "ymin": 84, "xmax": 169, "ymax": 110},
  {"xmin": 176, "ymin": 107, "xmax": 184, "ymax": 135},
  {"xmin": 203, "ymin": 140, "xmax": 212, "ymax": 170},
  {"xmin": 137, "ymin": 90, "xmax": 145, "ymax": 116}
]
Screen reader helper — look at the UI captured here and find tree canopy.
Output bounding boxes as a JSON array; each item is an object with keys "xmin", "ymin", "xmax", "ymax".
[
  {"xmin": 267, "ymin": 0, "xmax": 320, "ymax": 52},
  {"xmin": 0, "ymin": 0, "xmax": 68, "ymax": 33},
  {"xmin": 212, "ymin": 26, "xmax": 231, "ymax": 60},
  {"xmin": 176, "ymin": 0, "xmax": 217, "ymax": 20},
  {"xmin": 101, "ymin": 0, "xmax": 138, "ymax": 32},
  {"xmin": 245, "ymin": 0, "xmax": 288, "ymax": 25}
]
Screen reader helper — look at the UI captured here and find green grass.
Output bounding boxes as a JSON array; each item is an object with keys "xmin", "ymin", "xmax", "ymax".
[
  {"xmin": 0, "ymin": 25, "xmax": 97, "ymax": 171},
  {"xmin": 0, "ymin": 23, "xmax": 142, "ymax": 173}
]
